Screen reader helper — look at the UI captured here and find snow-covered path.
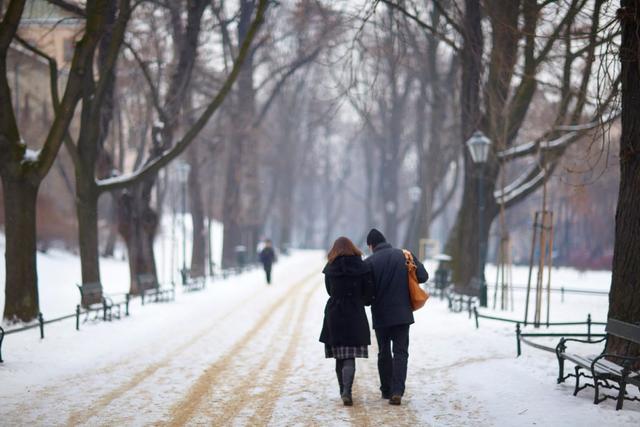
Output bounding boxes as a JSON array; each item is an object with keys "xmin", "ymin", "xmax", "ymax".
[{"xmin": 1, "ymin": 251, "xmax": 639, "ymax": 426}]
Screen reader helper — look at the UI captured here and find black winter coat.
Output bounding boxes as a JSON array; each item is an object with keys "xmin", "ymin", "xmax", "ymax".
[
  {"xmin": 319, "ymin": 255, "xmax": 374, "ymax": 347},
  {"xmin": 365, "ymin": 243, "xmax": 429, "ymax": 329},
  {"xmin": 259, "ymin": 247, "xmax": 276, "ymax": 267}
]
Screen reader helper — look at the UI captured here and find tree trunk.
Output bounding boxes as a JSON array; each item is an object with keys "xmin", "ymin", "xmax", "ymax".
[
  {"xmin": 606, "ymin": 0, "xmax": 640, "ymax": 358},
  {"xmin": 278, "ymin": 114, "xmax": 295, "ymax": 249},
  {"xmin": 446, "ymin": 177, "xmax": 498, "ymax": 293},
  {"xmin": 74, "ymin": 0, "xmax": 118, "ymax": 295},
  {"xmin": 117, "ymin": 186, "xmax": 158, "ymax": 294},
  {"xmin": 2, "ymin": 177, "xmax": 39, "ymax": 322},
  {"xmin": 76, "ymin": 178, "xmax": 101, "ymax": 286},
  {"xmin": 101, "ymin": 193, "xmax": 118, "ymax": 257},
  {"xmin": 222, "ymin": 131, "xmax": 243, "ymax": 267},
  {"xmin": 188, "ymin": 148, "xmax": 206, "ymax": 277},
  {"xmin": 279, "ymin": 170, "xmax": 292, "ymax": 248},
  {"xmin": 446, "ymin": 0, "xmax": 486, "ymax": 291},
  {"xmin": 381, "ymin": 157, "xmax": 399, "ymax": 245}
]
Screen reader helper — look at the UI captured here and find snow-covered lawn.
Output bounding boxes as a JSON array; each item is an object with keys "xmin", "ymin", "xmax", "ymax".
[{"xmin": 1, "ymin": 251, "xmax": 639, "ymax": 426}]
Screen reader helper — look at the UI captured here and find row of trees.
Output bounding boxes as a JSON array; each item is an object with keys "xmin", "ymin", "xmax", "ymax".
[
  {"xmin": 1, "ymin": 0, "xmax": 273, "ymax": 321},
  {"xmin": 1, "ymin": 0, "xmax": 636, "ymax": 339}
]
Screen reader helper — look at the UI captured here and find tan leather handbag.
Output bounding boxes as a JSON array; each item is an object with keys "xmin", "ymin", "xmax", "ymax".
[{"xmin": 403, "ymin": 249, "xmax": 429, "ymax": 311}]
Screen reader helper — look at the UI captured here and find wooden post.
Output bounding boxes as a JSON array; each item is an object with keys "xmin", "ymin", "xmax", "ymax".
[
  {"xmin": 524, "ymin": 212, "xmax": 539, "ymax": 326},
  {"xmin": 525, "ymin": 209, "xmax": 555, "ymax": 328},
  {"xmin": 535, "ymin": 212, "xmax": 548, "ymax": 327},
  {"xmin": 546, "ymin": 212, "xmax": 555, "ymax": 327}
]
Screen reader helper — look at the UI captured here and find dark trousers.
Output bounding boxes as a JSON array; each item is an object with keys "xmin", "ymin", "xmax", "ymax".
[
  {"xmin": 263, "ymin": 264, "xmax": 272, "ymax": 284},
  {"xmin": 375, "ymin": 324, "xmax": 410, "ymax": 396}
]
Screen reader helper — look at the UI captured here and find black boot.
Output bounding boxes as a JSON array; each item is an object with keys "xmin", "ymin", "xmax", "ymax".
[
  {"xmin": 341, "ymin": 358, "xmax": 355, "ymax": 406},
  {"xmin": 335, "ymin": 359, "xmax": 344, "ymax": 395}
]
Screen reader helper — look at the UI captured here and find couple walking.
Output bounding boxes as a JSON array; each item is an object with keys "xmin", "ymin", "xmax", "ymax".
[{"xmin": 320, "ymin": 228, "xmax": 429, "ymax": 406}]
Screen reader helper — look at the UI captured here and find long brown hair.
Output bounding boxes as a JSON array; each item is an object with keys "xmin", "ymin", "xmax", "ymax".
[{"xmin": 327, "ymin": 236, "xmax": 363, "ymax": 263}]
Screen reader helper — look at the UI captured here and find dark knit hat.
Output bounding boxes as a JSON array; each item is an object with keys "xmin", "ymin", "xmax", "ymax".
[{"xmin": 366, "ymin": 228, "xmax": 386, "ymax": 247}]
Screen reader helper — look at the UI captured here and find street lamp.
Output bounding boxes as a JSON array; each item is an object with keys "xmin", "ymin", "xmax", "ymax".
[
  {"xmin": 176, "ymin": 160, "xmax": 191, "ymax": 285},
  {"xmin": 466, "ymin": 131, "xmax": 491, "ymax": 307}
]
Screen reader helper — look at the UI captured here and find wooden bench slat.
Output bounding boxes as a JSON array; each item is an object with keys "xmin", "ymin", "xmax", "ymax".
[
  {"xmin": 562, "ymin": 353, "xmax": 595, "ymax": 368},
  {"xmin": 606, "ymin": 318, "xmax": 640, "ymax": 345}
]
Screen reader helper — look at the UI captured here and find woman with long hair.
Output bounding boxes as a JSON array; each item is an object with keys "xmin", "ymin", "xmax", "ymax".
[{"xmin": 320, "ymin": 236, "xmax": 374, "ymax": 406}]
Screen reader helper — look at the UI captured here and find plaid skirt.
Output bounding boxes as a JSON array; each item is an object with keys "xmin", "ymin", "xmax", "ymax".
[{"xmin": 325, "ymin": 344, "xmax": 368, "ymax": 359}]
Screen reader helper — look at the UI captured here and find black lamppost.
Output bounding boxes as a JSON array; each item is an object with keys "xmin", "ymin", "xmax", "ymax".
[
  {"xmin": 466, "ymin": 131, "xmax": 491, "ymax": 307},
  {"xmin": 177, "ymin": 160, "xmax": 191, "ymax": 284}
]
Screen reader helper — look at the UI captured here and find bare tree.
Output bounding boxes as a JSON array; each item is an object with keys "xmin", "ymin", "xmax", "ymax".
[
  {"xmin": 219, "ymin": 0, "xmax": 337, "ymax": 265},
  {"xmin": 1, "ymin": 0, "xmax": 112, "ymax": 321},
  {"xmin": 383, "ymin": 0, "xmax": 618, "ymax": 293},
  {"xmin": 607, "ymin": 0, "xmax": 639, "ymax": 358}
]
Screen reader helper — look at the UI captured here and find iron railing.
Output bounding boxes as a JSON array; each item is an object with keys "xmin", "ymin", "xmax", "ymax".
[{"xmin": 0, "ymin": 262, "xmax": 264, "ymax": 363}]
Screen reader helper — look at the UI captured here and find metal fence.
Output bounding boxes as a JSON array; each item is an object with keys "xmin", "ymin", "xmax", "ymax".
[
  {"xmin": 0, "ymin": 263, "xmax": 262, "ymax": 363},
  {"xmin": 0, "ymin": 304, "xmax": 106, "ymax": 363},
  {"xmin": 469, "ymin": 307, "xmax": 607, "ymax": 356}
]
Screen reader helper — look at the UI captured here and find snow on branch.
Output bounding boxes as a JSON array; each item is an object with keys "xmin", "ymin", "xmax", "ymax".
[
  {"xmin": 494, "ymin": 165, "xmax": 545, "ymax": 205},
  {"xmin": 497, "ymin": 131, "xmax": 577, "ymax": 162},
  {"xmin": 493, "ymin": 166, "xmax": 535, "ymax": 200},
  {"xmin": 497, "ymin": 114, "xmax": 618, "ymax": 162}
]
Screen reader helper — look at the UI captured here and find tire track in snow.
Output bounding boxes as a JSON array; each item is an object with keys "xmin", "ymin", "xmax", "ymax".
[
  {"xmin": 42, "ymin": 279, "xmax": 267, "ymax": 424},
  {"xmin": 67, "ymin": 269, "xmax": 320, "ymax": 427},
  {"xmin": 245, "ymin": 284, "xmax": 320, "ymax": 425},
  {"xmin": 167, "ymin": 273, "xmax": 319, "ymax": 426},
  {"xmin": 348, "ymin": 338, "xmax": 422, "ymax": 427},
  {"xmin": 193, "ymin": 282, "xmax": 304, "ymax": 425}
]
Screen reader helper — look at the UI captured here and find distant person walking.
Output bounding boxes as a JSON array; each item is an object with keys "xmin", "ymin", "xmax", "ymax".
[
  {"xmin": 320, "ymin": 237, "xmax": 374, "ymax": 406},
  {"xmin": 259, "ymin": 239, "xmax": 276, "ymax": 284},
  {"xmin": 365, "ymin": 228, "xmax": 428, "ymax": 405}
]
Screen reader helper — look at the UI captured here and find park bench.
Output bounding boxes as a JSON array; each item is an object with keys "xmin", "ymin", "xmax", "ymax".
[
  {"xmin": 137, "ymin": 273, "xmax": 175, "ymax": 305},
  {"xmin": 77, "ymin": 282, "xmax": 123, "ymax": 322},
  {"xmin": 555, "ymin": 318, "xmax": 640, "ymax": 410},
  {"xmin": 446, "ymin": 290, "xmax": 477, "ymax": 316},
  {"xmin": 181, "ymin": 270, "xmax": 206, "ymax": 292}
]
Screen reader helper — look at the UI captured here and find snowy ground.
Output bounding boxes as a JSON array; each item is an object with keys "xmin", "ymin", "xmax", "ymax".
[{"xmin": 1, "ymin": 251, "xmax": 639, "ymax": 426}]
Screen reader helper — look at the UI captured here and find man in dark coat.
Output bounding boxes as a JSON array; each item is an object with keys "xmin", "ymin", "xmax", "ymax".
[
  {"xmin": 259, "ymin": 239, "xmax": 276, "ymax": 284},
  {"xmin": 365, "ymin": 228, "xmax": 428, "ymax": 405}
]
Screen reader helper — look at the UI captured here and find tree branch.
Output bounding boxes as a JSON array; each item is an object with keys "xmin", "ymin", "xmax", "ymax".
[
  {"xmin": 498, "ymin": 114, "xmax": 620, "ymax": 162},
  {"xmin": 0, "ymin": 0, "xmax": 26, "ymax": 149},
  {"xmin": 97, "ymin": 0, "xmax": 269, "ymax": 192},
  {"xmin": 123, "ymin": 40, "xmax": 167, "ymax": 123},
  {"xmin": 93, "ymin": 0, "xmax": 132, "ymax": 120},
  {"xmin": 0, "ymin": 0, "xmax": 26, "ymax": 52},
  {"xmin": 378, "ymin": 0, "xmax": 460, "ymax": 51},
  {"xmin": 432, "ymin": 0, "xmax": 463, "ymax": 35},
  {"xmin": 252, "ymin": 45, "xmax": 323, "ymax": 127},
  {"xmin": 498, "ymin": 163, "xmax": 549, "ymax": 209},
  {"xmin": 36, "ymin": 0, "xmax": 112, "ymax": 178},
  {"xmin": 14, "ymin": 35, "xmax": 80, "ymax": 168},
  {"xmin": 45, "ymin": 0, "xmax": 86, "ymax": 17}
]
